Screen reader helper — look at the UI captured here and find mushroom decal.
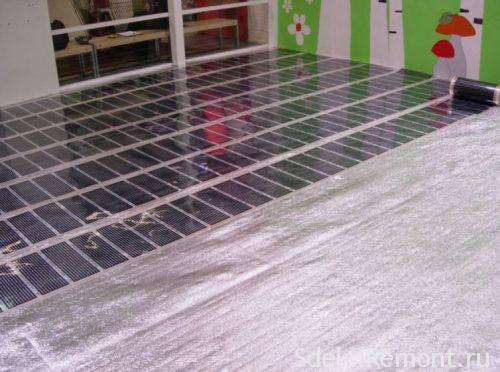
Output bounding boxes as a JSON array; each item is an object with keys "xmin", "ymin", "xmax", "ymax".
[
  {"xmin": 432, "ymin": 40, "xmax": 455, "ymax": 58},
  {"xmin": 432, "ymin": 39, "xmax": 455, "ymax": 77},
  {"xmin": 431, "ymin": 12, "xmax": 476, "ymax": 79}
]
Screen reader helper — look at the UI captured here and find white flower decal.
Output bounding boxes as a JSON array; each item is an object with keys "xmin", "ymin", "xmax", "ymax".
[
  {"xmin": 288, "ymin": 14, "xmax": 311, "ymax": 46},
  {"xmin": 282, "ymin": 0, "xmax": 292, "ymax": 13},
  {"xmin": 305, "ymin": 0, "xmax": 314, "ymax": 4}
]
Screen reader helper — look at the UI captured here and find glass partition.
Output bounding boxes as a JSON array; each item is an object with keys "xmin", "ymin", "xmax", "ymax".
[
  {"xmin": 182, "ymin": 1, "xmax": 268, "ymax": 58},
  {"xmin": 48, "ymin": 0, "xmax": 271, "ymax": 86},
  {"xmin": 49, "ymin": 0, "xmax": 168, "ymax": 27},
  {"xmin": 48, "ymin": 0, "xmax": 172, "ymax": 85},
  {"xmin": 182, "ymin": 0, "xmax": 246, "ymax": 10}
]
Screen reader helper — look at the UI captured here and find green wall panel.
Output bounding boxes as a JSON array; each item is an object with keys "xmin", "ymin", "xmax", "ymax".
[
  {"xmin": 278, "ymin": 0, "xmax": 321, "ymax": 54},
  {"xmin": 350, "ymin": 0, "xmax": 371, "ymax": 63},
  {"xmin": 402, "ymin": 0, "xmax": 461, "ymax": 74},
  {"xmin": 480, "ymin": 0, "xmax": 500, "ymax": 83}
]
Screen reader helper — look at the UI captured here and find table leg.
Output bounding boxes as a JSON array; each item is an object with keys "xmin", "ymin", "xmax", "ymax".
[
  {"xmin": 78, "ymin": 54, "xmax": 85, "ymax": 77},
  {"xmin": 155, "ymin": 39, "xmax": 161, "ymax": 59},
  {"xmin": 235, "ymin": 23, "xmax": 240, "ymax": 49},
  {"xmin": 91, "ymin": 47, "xmax": 100, "ymax": 78}
]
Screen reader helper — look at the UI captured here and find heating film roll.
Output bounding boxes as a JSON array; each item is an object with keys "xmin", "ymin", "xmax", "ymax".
[{"xmin": 450, "ymin": 77, "xmax": 500, "ymax": 106}]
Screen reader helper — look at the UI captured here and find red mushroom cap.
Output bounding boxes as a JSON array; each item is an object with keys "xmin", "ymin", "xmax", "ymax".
[
  {"xmin": 432, "ymin": 40, "xmax": 455, "ymax": 58},
  {"xmin": 436, "ymin": 14, "xmax": 476, "ymax": 37}
]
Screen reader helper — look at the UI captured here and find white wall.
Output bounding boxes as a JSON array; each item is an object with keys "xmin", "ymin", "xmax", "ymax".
[
  {"xmin": 318, "ymin": 0, "xmax": 350, "ymax": 60},
  {"xmin": 47, "ymin": 0, "xmax": 82, "ymax": 27},
  {"xmin": 0, "ymin": 0, "xmax": 59, "ymax": 107},
  {"xmin": 47, "ymin": 0, "xmax": 87, "ymax": 39},
  {"xmin": 248, "ymin": 4, "xmax": 268, "ymax": 44}
]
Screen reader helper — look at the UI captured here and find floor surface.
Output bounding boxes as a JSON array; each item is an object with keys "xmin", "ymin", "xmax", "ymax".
[{"xmin": 0, "ymin": 49, "xmax": 497, "ymax": 370}]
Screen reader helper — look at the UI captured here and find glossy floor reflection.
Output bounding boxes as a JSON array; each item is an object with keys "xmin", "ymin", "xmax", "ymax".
[{"xmin": 0, "ymin": 49, "xmax": 491, "ymax": 312}]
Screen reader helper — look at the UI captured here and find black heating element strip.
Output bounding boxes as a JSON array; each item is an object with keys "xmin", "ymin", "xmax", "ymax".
[{"xmin": 450, "ymin": 77, "xmax": 500, "ymax": 106}]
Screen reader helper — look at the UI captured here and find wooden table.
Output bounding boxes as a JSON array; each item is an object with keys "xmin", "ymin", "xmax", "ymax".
[
  {"xmin": 89, "ymin": 29, "xmax": 169, "ymax": 77},
  {"xmin": 54, "ymin": 41, "xmax": 98, "ymax": 78},
  {"xmin": 84, "ymin": 18, "xmax": 240, "ymax": 77},
  {"xmin": 89, "ymin": 29, "xmax": 169, "ymax": 50}
]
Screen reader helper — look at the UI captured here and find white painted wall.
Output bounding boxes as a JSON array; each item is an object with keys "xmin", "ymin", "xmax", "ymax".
[
  {"xmin": 387, "ymin": 0, "xmax": 404, "ymax": 68},
  {"xmin": 47, "ymin": 0, "xmax": 82, "ymax": 27},
  {"xmin": 0, "ymin": 0, "xmax": 59, "ymax": 107},
  {"xmin": 318, "ymin": 0, "xmax": 350, "ymax": 59},
  {"xmin": 47, "ymin": 0, "xmax": 86, "ymax": 39},
  {"xmin": 370, "ymin": 0, "xmax": 389, "ymax": 66},
  {"xmin": 460, "ymin": 0, "xmax": 484, "ymax": 80},
  {"xmin": 248, "ymin": 4, "xmax": 268, "ymax": 44}
]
